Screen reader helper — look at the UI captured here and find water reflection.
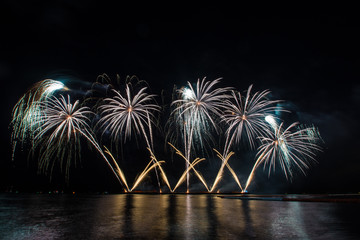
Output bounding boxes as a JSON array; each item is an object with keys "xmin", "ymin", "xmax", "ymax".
[
  {"xmin": 241, "ymin": 200, "xmax": 255, "ymax": 238},
  {"xmin": 206, "ymin": 196, "xmax": 218, "ymax": 239},
  {"xmin": 0, "ymin": 194, "xmax": 359, "ymax": 239},
  {"xmin": 167, "ymin": 195, "xmax": 177, "ymax": 239}
]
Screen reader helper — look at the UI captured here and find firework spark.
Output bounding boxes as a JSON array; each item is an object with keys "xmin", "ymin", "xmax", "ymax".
[{"xmin": 243, "ymin": 120, "xmax": 322, "ymax": 192}]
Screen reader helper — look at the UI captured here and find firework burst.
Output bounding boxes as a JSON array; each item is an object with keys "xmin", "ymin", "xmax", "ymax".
[
  {"xmin": 33, "ymin": 94, "xmax": 124, "ymax": 186},
  {"xmin": 211, "ymin": 85, "xmax": 282, "ymax": 192},
  {"xmin": 243, "ymin": 119, "xmax": 322, "ymax": 192},
  {"xmin": 222, "ymin": 85, "xmax": 282, "ymax": 154},
  {"xmin": 97, "ymin": 83, "xmax": 160, "ymax": 149},
  {"xmin": 10, "ymin": 75, "xmax": 324, "ymax": 194},
  {"xmin": 97, "ymin": 83, "xmax": 172, "ymax": 191},
  {"xmin": 171, "ymin": 77, "xmax": 231, "ymax": 148},
  {"xmin": 168, "ymin": 77, "xmax": 232, "ymax": 190},
  {"xmin": 11, "ymin": 79, "xmax": 67, "ymax": 160}
]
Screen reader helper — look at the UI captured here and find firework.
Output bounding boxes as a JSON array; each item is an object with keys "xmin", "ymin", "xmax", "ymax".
[
  {"xmin": 97, "ymin": 83, "xmax": 160, "ymax": 149},
  {"xmin": 210, "ymin": 85, "xmax": 282, "ymax": 192},
  {"xmin": 33, "ymin": 94, "xmax": 125, "ymax": 187},
  {"xmin": 169, "ymin": 77, "xmax": 231, "ymax": 190},
  {"xmin": 10, "ymin": 76, "xmax": 324, "ymax": 194},
  {"xmin": 243, "ymin": 119, "xmax": 322, "ymax": 192},
  {"xmin": 97, "ymin": 83, "xmax": 171, "ymax": 191},
  {"xmin": 110, "ymin": 147, "xmax": 172, "ymax": 192},
  {"xmin": 168, "ymin": 143, "xmax": 209, "ymax": 192},
  {"xmin": 210, "ymin": 149, "xmax": 243, "ymax": 192},
  {"xmin": 11, "ymin": 79, "xmax": 67, "ymax": 160},
  {"xmin": 146, "ymin": 148, "xmax": 173, "ymax": 192},
  {"xmin": 104, "ymin": 146, "xmax": 130, "ymax": 191},
  {"xmin": 130, "ymin": 148, "xmax": 169, "ymax": 192},
  {"xmin": 222, "ymin": 85, "xmax": 282, "ymax": 154},
  {"xmin": 171, "ymin": 77, "xmax": 231, "ymax": 145}
]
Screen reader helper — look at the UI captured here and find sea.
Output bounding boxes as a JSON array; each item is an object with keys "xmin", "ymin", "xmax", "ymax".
[{"xmin": 0, "ymin": 193, "xmax": 359, "ymax": 239}]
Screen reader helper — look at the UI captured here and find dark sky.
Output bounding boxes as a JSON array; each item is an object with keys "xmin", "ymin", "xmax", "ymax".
[{"xmin": 1, "ymin": 2, "xmax": 359, "ymax": 193}]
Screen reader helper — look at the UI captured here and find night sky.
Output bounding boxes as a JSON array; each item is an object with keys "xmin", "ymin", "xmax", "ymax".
[{"xmin": 1, "ymin": 3, "xmax": 359, "ymax": 194}]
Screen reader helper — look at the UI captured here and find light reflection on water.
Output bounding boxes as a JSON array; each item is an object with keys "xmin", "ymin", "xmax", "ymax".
[{"xmin": 0, "ymin": 193, "xmax": 359, "ymax": 239}]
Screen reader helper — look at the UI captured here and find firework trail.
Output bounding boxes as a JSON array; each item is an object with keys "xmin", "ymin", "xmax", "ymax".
[
  {"xmin": 168, "ymin": 143, "xmax": 209, "ymax": 192},
  {"xmin": 172, "ymin": 158, "xmax": 206, "ymax": 193},
  {"xmin": 209, "ymin": 149, "xmax": 243, "ymax": 192},
  {"xmin": 169, "ymin": 77, "xmax": 231, "ymax": 191},
  {"xmin": 211, "ymin": 85, "xmax": 282, "ymax": 192},
  {"xmin": 146, "ymin": 148, "xmax": 173, "ymax": 192},
  {"xmin": 104, "ymin": 146, "xmax": 130, "ymax": 191},
  {"xmin": 97, "ymin": 83, "xmax": 171, "ymax": 191},
  {"xmin": 130, "ymin": 148, "xmax": 171, "ymax": 192},
  {"xmin": 107, "ymin": 146, "xmax": 172, "ymax": 192},
  {"xmin": 243, "ymin": 117, "xmax": 322, "ymax": 192},
  {"xmin": 33, "ymin": 94, "xmax": 126, "ymax": 188},
  {"xmin": 11, "ymin": 79, "xmax": 67, "ymax": 160}
]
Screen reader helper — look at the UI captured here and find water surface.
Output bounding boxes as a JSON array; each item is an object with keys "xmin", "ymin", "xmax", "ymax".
[{"xmin": 0, "ymin": 193, "xmax": 359, "ymax": 239}]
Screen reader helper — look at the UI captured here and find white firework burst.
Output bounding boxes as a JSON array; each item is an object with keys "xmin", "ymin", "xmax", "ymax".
[
  {"xmin": 33, "ymin": 94, "xmax": 123, "ymax": 186},
  {"xmin": 244, "ymin": 121, "xmax": 322, "ymax": 191},
  {"xmin": 171, "ymin": 77, "xmax": 231, "ymax": 153},
  {"xmin": 11, "ymin": 79, "xmax": 67, "ymax": 160},
  {"xmin": 222, "ymin": 84, "xmax": 282, "ymax": 155},
  {"xmin": 169, "ymin": 77, "xmax": 232, "ymax": 191},
  {"xmin": 258, "ymin": 122, "xmax": 321, "ymax": 178},
  {"xmin": 97, "ymin": 83, "xmax": 160, "ymax": 149}
]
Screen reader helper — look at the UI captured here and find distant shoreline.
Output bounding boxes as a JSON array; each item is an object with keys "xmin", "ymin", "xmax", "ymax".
[{"xmin": 218, "ymin": 193, "xmax": 360, "ymax": 203}]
